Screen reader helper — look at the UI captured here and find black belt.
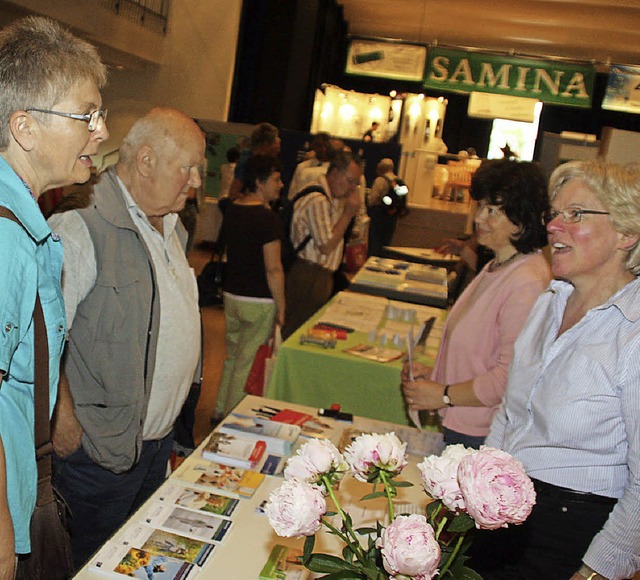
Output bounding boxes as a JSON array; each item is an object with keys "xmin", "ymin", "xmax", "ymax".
[{"xmin": 532, "ymin": 478, "xmax": 617, "ymax": 506}]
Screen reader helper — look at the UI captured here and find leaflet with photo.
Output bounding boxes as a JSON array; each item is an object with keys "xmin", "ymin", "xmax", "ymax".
[
  {"xmin": 218, "ymin": 412, "xmax": 301, "ymax": 455},
  {"xmin": 143, "ymin": 501, "xmax": 232, "ymax": 544},
  {"xmin": 156, "ymin": 482, "xmax": 239, "ymax": 518},
  {"xmin": 90, "ymin": 523, "xmax": 214, "ymax": 578},
  {"xmin": 202, "ymin": 431, "xmax": 266, "ymax": 469},
  {"xmin": 173, "ymin": 460, "xmax": 265, "ymax": 499}
]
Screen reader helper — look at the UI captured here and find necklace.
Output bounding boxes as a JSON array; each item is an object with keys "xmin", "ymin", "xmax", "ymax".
[{"xmin": 488, "ymin": 251, "xmax": 520, "ymax": 272}]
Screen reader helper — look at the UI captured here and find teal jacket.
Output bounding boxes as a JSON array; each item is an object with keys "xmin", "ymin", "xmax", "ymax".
[{"xmin": 0, "ymin": 155, "xmax": 66, "ymax": 553}]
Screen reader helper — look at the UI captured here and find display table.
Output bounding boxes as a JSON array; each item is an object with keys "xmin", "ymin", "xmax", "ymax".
[
  {"xmin": 265, "ymin": 291, "xmax": 445, "ymax": 426},
  {"xmin": 381, "ymin": 246, "xmax": 460, "ymax": 269},
  {"xmin": 73, "ymin": 395, "xmax": 440, "ymax": 579},
  {"xmin": 349, "ymin": 256, "xmax": 448, "ymax": 308}
]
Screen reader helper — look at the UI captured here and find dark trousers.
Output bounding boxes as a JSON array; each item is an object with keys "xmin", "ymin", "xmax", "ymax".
[
  {"xmin": 282, "ymin": 258, "xmax": 334, "ymax": 340},
  {"xmin": 469, "ymin": 478, "xmax": 616, "ymax": 580},
  {"xmin": 367, "ymin": 205, "xmax": 397, "ymax": 258},
  {"xmin": 53, "ymin": 433, "xmax": 174, "ymax": 570},
  {"xmin": 442, "ymin": 426, "xmax": 485, "ymax": 449}
]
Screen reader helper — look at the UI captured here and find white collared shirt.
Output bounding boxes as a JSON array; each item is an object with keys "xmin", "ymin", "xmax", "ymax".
[
  {"xmin": 488, "ymin": 277, "xmax": 640, "ymax": 579},
  {"xmin": 49, "ymin": 179, "xmax": 200, "ymax": 440}
]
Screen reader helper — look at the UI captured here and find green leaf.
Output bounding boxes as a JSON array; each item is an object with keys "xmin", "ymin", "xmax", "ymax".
[
  {"xmin": 360, "ymin": 491, "xmax": 386, "ymax": 501},
  {"xmin": 317, "ymin": 571, "xmax": 366, "ymax": 579},
  {"xmin": 388, "ymin": 479, "xmax": 413, "ymax": 488},
  {"xmin": 355, "ymin": 526, "xmax": 377, "ymax": 535},
  {"xmin": 447, "ymin": 512, "xmax": 475, "ymax": 533},
  {"xmin": 303, "ymin": 534, "xmax": 316, "ymax": 562},
  {"xmin": 306, "ymin": 553, "xmax": 358, "ymax": 574},
  {"xmin": 426, "ymin": 499, "xmax": 443, "ymax": 517},
  {"xmin": 326, "ymin": 510, "xmax": 338, "ymax": 517},
  {"xmin": 341, "ymin": 545, "xmax": 355, "ymax": 563},
  {"xmin": 459, "ymin": 565, "xmax": 484, "ymax": 579}
]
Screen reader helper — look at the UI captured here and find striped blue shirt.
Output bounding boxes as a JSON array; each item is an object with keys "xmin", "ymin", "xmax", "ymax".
[{"xmin": 488, "ymin": 277, "xmax": 640, "ymax": 580}]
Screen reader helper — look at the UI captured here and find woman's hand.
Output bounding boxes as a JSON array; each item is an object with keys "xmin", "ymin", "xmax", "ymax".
[
  {"xmin": 401, "ymin": 360, "xmax": 432, "ymax": 382},
  {"xmin": 402, "ymin": 378, "xmax": 445, "ymax": 411}
]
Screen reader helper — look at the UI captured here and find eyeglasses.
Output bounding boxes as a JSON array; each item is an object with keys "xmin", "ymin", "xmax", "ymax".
[
  {"xmin": 25, "ymin": 108, "xmax": 108, "ymax": 132},
  {"xmin": 542, "ymin": 208, "xmax": 610, "ymax": 225}
]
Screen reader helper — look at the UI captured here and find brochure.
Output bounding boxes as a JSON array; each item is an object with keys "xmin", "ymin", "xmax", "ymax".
[
  {"xmin": 156, "ymin": 482, "xmax": 239, "ymax": 518},
  {"xmin": 90, "ymin": 524, "xmax": 214, "ymax": 578},
  {"xmin": 173, "ymin": 460, "xmax": 265, "ymax": 499},
  {"xmin": 202, "ymin": 431, "xmax": 266, "ymax": 469},
  {"xmin": 344, "ymin": 343, "xmax": 404, "ymax": 363},
  {"xmin": 218, "ymin": 413, "xmax": 301, "ymax": 455},
  {"xmin": 143, "ymin": 501, "xmax": 232, "ymax": 544}
]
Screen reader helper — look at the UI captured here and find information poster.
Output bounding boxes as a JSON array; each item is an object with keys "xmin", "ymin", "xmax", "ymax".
[
  {"xmin": 602, "ymin": 65, "xmax": 640, "ymax": 114},
  {"xmin": 346, "ymin": 39, "xmax": 427, "ymax": 82}
]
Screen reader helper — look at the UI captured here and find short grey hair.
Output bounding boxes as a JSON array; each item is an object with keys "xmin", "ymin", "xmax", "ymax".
[
  {"xmin": 0, "ymin": 16, "xmax": 107, "ymax": 150},
  {"xmin": 549, "ymin": 159, "xmax": 640, "ymax": 275},
  {"xmin": 118, "ymin": 107, "xmax": 203, "ymax": 166}
]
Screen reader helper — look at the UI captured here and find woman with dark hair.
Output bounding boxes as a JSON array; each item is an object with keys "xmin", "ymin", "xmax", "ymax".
[
  {"xmin": 402, "ymin": 159, "xmax": 551, "ymax": 448},
  {"xmin": 213, "ymin": 155, "xmax": 284, "ymax": 421}
]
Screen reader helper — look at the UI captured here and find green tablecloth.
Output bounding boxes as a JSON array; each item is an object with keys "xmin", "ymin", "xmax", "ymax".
[{"xmin": 265, "ymin": 297, "xmax": 440, "ymax": 426}]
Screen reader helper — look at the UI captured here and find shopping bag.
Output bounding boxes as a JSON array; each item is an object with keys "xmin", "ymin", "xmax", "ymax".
[
  {"xmin": 244, "ymin": 343, "xmax": 272, "ymax": 396},
  {"xmin": 244, "ymin": 326, "xmax": 282, "ymax": 396},
  {"xmin": 344, "ymin": 239, "xmax": 368, "ymax": 272},
  {"xmin": 263, "ymin": 326, "xmax": 282, "ymax": 391}
]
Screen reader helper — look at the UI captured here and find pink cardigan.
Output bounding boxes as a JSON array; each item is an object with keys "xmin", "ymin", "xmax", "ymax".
[{"xmin": 433, "ymin": 252, "xmax": 551, "ymax": 437}]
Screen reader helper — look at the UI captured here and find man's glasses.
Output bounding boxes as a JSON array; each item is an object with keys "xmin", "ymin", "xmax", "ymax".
[
  {"xmin": 542, "ymin": 208, "xmax": 610, "ymax": 225},
  {"xmin": 25, "ymin": 108, "xmax": 108, "ymax": 132}
]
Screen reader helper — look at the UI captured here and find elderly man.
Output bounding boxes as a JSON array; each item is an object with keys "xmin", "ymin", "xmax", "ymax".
[
  {"xmin": 48, "ymin": 107, "xmax": 204, "ymax": 568},
  {"xmin": 282, "ymin": 150, "xmax": 363, "ymax": 339}
]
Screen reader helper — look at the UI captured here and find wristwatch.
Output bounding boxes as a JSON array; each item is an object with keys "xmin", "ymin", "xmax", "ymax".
[
  {"xmin": 442, "ymin": 384, "xmax": 453, "ymax": 407},
  {"xmin": 577, "ymin": 564, "xmax": 606, "ymax": 579}
]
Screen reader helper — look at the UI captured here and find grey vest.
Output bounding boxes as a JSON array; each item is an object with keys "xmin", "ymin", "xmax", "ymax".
[{"xmin": 65, "ymin": 169, "xmax": 187, "ymax": 473}]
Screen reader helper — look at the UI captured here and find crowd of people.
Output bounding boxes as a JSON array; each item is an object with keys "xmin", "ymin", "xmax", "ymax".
[{"xmin": 0, "ymin": 14, "xmax": 639, "ymax": 580}]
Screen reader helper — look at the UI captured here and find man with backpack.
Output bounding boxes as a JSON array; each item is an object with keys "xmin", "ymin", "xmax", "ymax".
[{"xmin": 281, "ymin": 151, "xmax": 363, "ymax": 339}]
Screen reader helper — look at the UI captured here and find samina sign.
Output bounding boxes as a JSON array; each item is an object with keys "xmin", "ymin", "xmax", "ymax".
[{"xmin": 425, "ymin": 47, "xmax": 594, "ymax": 108}]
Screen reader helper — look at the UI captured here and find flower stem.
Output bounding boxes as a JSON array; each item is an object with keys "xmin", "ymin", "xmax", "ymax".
[
  {"xmin": 322, "ymin": 475, "xmax": 366, "ymax": 565},
  {"xmin": 438, "ymin": 530, "xmax": 466, "ymax": 577},
  {"xmin": 379, "ymin": 471, "xmax": 396, "ymax": 521}
]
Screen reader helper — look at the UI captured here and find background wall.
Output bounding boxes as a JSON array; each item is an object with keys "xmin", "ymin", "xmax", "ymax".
[{"xmin": 0, "ymin": 0, "xmax": 243, "ymax": 164}]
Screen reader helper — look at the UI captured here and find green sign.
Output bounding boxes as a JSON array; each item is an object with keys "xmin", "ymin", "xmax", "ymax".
[{"xmin": 424, "ymin": 47, "xmax": 595, "ymax": 108}]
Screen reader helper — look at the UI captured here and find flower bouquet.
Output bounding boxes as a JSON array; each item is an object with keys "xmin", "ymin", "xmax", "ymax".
[{"xmin": 265, "ymin": 434, "xmax": 536, "ymax": 579}]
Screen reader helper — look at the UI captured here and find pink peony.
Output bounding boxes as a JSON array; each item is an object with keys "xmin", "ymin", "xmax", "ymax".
[
  {"xmin": 344, "ymin": 432, "xmax": 408, "ymax": 482},
  {"xmin": 417, "ymin": 444, "xmax": 475, "ymax": 512},
  {"xmin": 377, "ymin": 514, "xmax": 440, "ymax": 579},
  {"xmin": 457, "ymin": 446, "xmax": 536, "ymax": 530},
  {"xmin": 284, "ymin": 439, "xmax": 346, "ymax": 486},
  {"xmin": 265, "ymin": 479, "xmax": 327, "ymax": 537}
]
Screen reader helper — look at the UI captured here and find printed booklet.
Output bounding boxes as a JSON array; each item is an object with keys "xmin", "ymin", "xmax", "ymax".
[
  {"xmin": 173, "ymin": 460, "xmax": 265, "ymax": 498},
  {"xmin": 155, "ymin": 482, "xmax": 240, "ymax": 519},
  {"xmin": 202, "ymin": 431, "xmax": 266, "ymax": 469},
  {"xmin": 90, "ymin": 524, "xmax": 214, "ymax": 578},
  {"xmin": 259, "ymin": 544, "xmax": 312, "ymax": 580},
  {"xmin": 143, "ymin": 500, "xmax": 233, "ymax": 544},
  {"xmin": 218, "ymin": 413, "xmax": 301, "ymax": 455}
]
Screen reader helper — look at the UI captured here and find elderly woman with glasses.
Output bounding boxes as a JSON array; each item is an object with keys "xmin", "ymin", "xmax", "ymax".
[
  {"xmin": 0, "ymin": 16, "xmax": 107, "ymax": 578},
  {"xmin": 471, "ymin": 160, "xmax": 640, "ymax": 580},
  {"xmin": 402, "ymin": 159, "xmax": 551, "ymax": 449}
]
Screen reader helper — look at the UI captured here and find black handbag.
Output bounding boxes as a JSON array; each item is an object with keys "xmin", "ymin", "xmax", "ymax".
[
  {"xmin": 197, "ymin": 253, "xmax": 226, "ymax": 306},
  {"xmin": 0, "ymin": 206, "xmax": 74, "ymax": 580}
]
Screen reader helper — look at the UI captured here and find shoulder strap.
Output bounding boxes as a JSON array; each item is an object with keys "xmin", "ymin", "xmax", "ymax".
[
  {"xmin": 292, "ymin": 185, "xmax": 327, "ymax": 205},
  {"xmin": 0, "ymin": 205, "xmax": 52, "ymax": 504},
  {"xmin": 289, "ymin": 186, "xmax": 327, "ymax": 255}
]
